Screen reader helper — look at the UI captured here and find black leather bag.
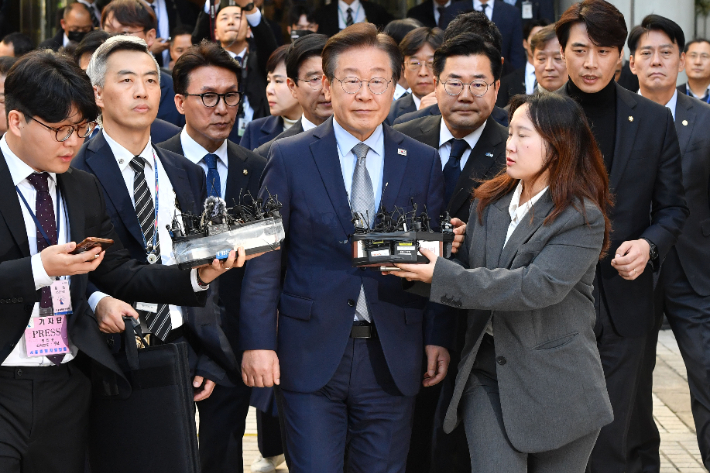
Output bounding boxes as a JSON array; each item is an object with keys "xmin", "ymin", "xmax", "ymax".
[{"xmin": 88, "ymin": 318, "xmax": 200, "ymax": 473}]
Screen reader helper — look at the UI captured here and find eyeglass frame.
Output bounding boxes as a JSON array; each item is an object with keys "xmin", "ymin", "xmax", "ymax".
[
  {"xmin": 439, "ymin": 78, "xmax": 496, "ymax": 98},
  {"xmin": 405, "ymin": 59, "xmax": 435, "ymax": 71},
  {"xmin": 182, "ymin": 92, "xmax": 242, "ymax": 107},
  {"xmin": 332, "ymin": 76, "xmax": 393, "ymax": 95},
  {"xmin": 28, "ymin": 115, "xmax": 97, "ymax": 142},
  {"xmin": 296, "ymin": 75, "xmax": 324, "ymax": 91}
]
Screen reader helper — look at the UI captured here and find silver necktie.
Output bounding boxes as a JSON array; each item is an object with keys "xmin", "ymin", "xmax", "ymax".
[{"xmin": 350, "ymin": 142, "xmax": 374, "ymax": 322}]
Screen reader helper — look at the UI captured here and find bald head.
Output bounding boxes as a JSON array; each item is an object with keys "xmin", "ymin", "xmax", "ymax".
[{"xmin": 62, "ymin": 3, "xmax": 93, "ymax": 38}]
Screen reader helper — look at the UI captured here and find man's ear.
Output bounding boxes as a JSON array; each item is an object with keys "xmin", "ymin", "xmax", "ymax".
[
  {"xmin": 323, "ymin": 76, "xmax": 332, "ymax": 102},
  {"xmin": 628, "ymin": 53, "xmax": 637, "ymax": 75},
  {"xmin": 60, "ymin": 19, "xmax": 67, "ymax": 31},
  {"xmin": 287, "ymin": 77, "xmax": 298, "ymax": 98},
  {"xmin": 679, "ymin": 51, "xmax": 686, "ymax": 73},
  {"xmin": 174, "ymin": 94, "xmax": 186, "ymax": 115},
  {"xmin": 94, "ymin": 84, "xmax": 104, "ymax": 109},
  {"xmin": 7, "ymin": 110, "xmax": 26, "ymax": 138},
  {"xmin": 145, "ymin": 28, "xmax": 157, "ymax": 47}
]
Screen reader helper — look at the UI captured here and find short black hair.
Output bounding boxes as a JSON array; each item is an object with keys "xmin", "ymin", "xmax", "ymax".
[
  {"xmin": 443, "ymin": 11, "xmax": 502, "ymax": 55},
  {"xmin": 5, "ymin": 50, "xmax": 99, "ymax": 123},
  {"xmin": 171, "ymin": 25, "xmax": 195, "ymax": 41},
  {"xmin": 172, "ymin": 40, "xmax": 241, "ymax": 95},
  {"xmin": 1, "ymin": 33, "xmax": 34, "ymax": 57},
  {"xmin": 399, "ymin": 27, "xmax": 443, "ymax": 58},
  {"xmin": 73, "ymin": 30, "xmax": 110, "ymax": 65},
  {"xmin": 0, "ymin": 56, "xmax": 17, "ymax": 76},
  {"xmin": 685, "ymin": 38, "xmax": 710, "ymax": 53},
  {"xmin": 557, "ymin": 0, "xmax": 627, "ymax": 52},
  {"xmin": 628, "ymin": 15, "xmax": 685, "ymax": 55},
  {"xmin": 288, "ymin": 3, "xmax": 316, "ymax": 27},
  {"xmin": 523, "ymin": 19, "xmax": 550, "ymax": 42},
  {"xmin": 102, "ymin": 0, "xmax": 157, "ymax": 31},
  {"xmin": 285, "ymin": 33, "xmax": 328, "ymax": 80},
  {"xmin": 267, "ymin": 44, "xmax": 289, "ymax": 74},
  {"xmin": 433, "ymin": 32, "xmax": 503, "ymax": 81},
  {"xmin": 383, "ymin": 18, "xmax": 423, "ymax": 46}
]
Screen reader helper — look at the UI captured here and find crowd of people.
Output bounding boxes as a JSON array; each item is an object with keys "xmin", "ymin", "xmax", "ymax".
[{"xmin": 0, "ymin": 0, "xmax": 709, "ymax": 473}]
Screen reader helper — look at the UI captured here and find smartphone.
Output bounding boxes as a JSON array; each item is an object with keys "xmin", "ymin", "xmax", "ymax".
[{"xmin": 71, "ymin": 237, "xmax": 114, "ymax": 254}]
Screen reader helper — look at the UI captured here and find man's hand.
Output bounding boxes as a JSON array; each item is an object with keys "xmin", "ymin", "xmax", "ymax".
[
  {"xmin": 149, "ymin": 40, "xmax": 170, "ymax": 56},
  {"xmin": 611, "ymin": 239, "xmax": 651, "ymax": 280},
  {"xmin": 423, "ymin": 345, "xmax": 450, "ymax": 387},
  {"xmin": 193, "ymin": 376, "xmax": 216, "ymax": 401},
  {"xmin": 419, "ymin": 91, "xmax": 437, "ymax": 109},
  {"xmin": 95, "ymin": 297, "xmax": 139, "ymax": 333},
  {"xmin": 385, "ymin": 247, "xmax": 437, "ymax": 283},
  {"xmin": 451, "ymin": 218, "xmax": 466, "ymax": 254},
  {"xmin": 242, "ymin": 349, "xmax": 280, "ymax": 387},
  {"xmin": 197, "ymin": 247, "xmax": 259, "ymax": 284},
  {"xmin": 41, "ymin": 242, "xmax": 104, "ymax": 278}
]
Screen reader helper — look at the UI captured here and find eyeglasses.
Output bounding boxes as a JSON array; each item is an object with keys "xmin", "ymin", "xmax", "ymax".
[
  {"xmin": 441, "ymin": 79, "xmax": 495, "ymax": 97},
  {"xmin": 687, "ymin": 52, "xmax": 710, "ymax": 61},
  {"xmin": 405, "ymin": 59, "xmax": 434, "ymax": 71},
  {"xmin": 29, "ymin": 116, "xmax": 97, "ymax": 142},
  {"xmin": 333, "ymin": 76, "xmax": 392, "ymax": 95},
  {"xmin": 183, "ymin": 92, "xmax": 241, "ymax": 107},
  {"xmin": 297, "ymin": 75, "xmax": 323, "ymax": 90}
]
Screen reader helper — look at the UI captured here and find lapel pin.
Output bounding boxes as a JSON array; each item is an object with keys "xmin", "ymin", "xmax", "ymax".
[
  {"xmin": 398, "ymin": 148, "xmax": 407, "ymax": 156},
  {"xmin": 243, "ymin": 169, "xmax": 248, "ymax": 175},
  {"xmin": 682, "ymin": 120, "xmax": 688, "ymax": 126},
  {"xmin": 485, "ymin": 152, "xmax": 493, "ymax": 157},
  {"xmin": 628, "ymin": 116, "xmax": 634, "ymax": 122},
  {"xmin": 118, "ymin": 159, "xmax": 124, "ymax": 165}
]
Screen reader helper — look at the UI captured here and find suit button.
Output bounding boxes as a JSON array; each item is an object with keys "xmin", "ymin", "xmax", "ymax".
[
  {"xmin": 347, "ymin": 299, "xmax": 356, "ymax": 307},
  {"xmin": 17, "ymin": 297, "xmax": 22, "ymax": 302},
  {"xmin": 16, "ymin": 369, "xmax": 22, "ymax": 377},
  {"xmin": 11, "ymin": 298, "xmax": 17, "ymax": 303},
  {"xmin": 496, "ymin": 356, "xmax": 507, "ymax": 366}
]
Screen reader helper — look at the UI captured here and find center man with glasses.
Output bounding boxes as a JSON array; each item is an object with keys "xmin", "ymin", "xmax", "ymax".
[{"xmin": 240, "ymin": 23, "xmax": 456, "ymax": 473}]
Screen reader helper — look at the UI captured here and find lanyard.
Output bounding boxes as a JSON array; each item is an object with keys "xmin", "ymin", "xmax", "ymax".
[
  {"xmin": 15, "ymin": 181, "xmax": 62, "ymax": 248},
  {"xmin": 338, "ymin": 2, "xmax": 361, "ymax": 25},
  {"xmin": 138, "ymin": 150, "xmax": 160, "ymax": 256},
  {"xmin": 685, "ymin": 84, "xmax": 710, "ymax": 104}
]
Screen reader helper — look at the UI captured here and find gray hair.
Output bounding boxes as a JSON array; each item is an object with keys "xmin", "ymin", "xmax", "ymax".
[{"xmin": 86, "ymin": 35, "xmax": 160, "ymax": 88}]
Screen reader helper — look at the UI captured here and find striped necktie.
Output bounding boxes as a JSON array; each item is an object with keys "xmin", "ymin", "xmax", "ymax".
[{"xmin": 350, "ymin": 143, "xmax": 374, "ymax": 323}]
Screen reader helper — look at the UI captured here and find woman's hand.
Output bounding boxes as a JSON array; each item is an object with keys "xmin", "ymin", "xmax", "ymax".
[
  {"xmin": 451, "ymin": 218, "xmax": 466, "ymax": 254},
  {"xmin": 384, "ymin": 247, "xmax": 437, "ymax": 283}
]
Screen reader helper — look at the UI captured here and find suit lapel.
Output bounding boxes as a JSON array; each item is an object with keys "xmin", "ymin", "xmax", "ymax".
[
  {"xmin": 498, "ymin": 191, "xmax": 554, "ymax": 269},
  {"xmin": 674, "ymin": 94, "xmax": 695, "ymax": 157},
  {"xmin": 57, "ymin": 168, "xmax": 86, "ymax": 247},
  {"xmin": 158, "ymin": 147, "xmax": 196, "ymax": 214},
  {"xmin": 485, "ymin": 193, "xmax": 512, "ymax": 270},
  {"xmin": 224, "ymin": 142, "xmax": 252, "ymax": 206},
  {"xmin": 417, "ymin": 115, "xmax": 441, "ymax": 149},
  {"xmin": 380, "ymin": 126, "xmax": 408, "ymax": 212},
  {"xmin": 85, "ymin": 131, "xmax": 144, "ymax": 248},
  {"xmin": 0, "ymin": 150, "xmax": 31, "ymax": 257},
  {"xmin": 609, "ymin": 84, "xmax": 639, "ymax": 191}
]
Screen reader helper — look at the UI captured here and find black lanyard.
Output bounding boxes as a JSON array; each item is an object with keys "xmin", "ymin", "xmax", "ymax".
[{"xmin": 15, "ymin": 183, "xmax": 63, "ymax": 247}]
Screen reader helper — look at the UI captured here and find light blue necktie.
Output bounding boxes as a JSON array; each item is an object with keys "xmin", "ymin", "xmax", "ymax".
[
  {"xmin": 203, "ymin": 153, "xmax": 221, "ymax": 198},
  {"xmin": 350, "ymin": 142, "xmax": 374, "ymax": 322}
]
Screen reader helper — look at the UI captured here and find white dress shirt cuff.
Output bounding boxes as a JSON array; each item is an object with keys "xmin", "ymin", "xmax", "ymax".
[
  {"xmin": 88, "ymin": 291, "xmax": 111, "ymax": 313},
  {"xmin": 191, "ymin": 268, "xmax": 210, "ymax": 292},
  {"xmin": 246, "ymin": 8, "xmax": 262, "ymax": 27},
  {"xmin": 31, "ymin": 253, "xmax": 53, "ymax": 291}
]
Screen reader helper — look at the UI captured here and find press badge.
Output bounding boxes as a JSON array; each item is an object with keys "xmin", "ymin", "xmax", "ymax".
[
  {"xmin": 522, "ymin": 1, "xmax": 533, "ymax": 19},
  {"xmin": 237, "ymin": 117, "xmax": 248, "ymax": 137},
  {"xmin": 50, "ymin": 279, "xmax": 72, "ymax": 316},
  {"xmin": 25, "ymin": 315, "xmax": 70, "ymax": 357}
]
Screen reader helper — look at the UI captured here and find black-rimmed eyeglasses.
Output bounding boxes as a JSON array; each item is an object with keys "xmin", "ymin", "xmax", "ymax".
[
  {"xmin": 183, "ymin": 92, "xmax": 241, "ymax": 107},
  {"xmin": 29, "ymin": 116, "xmax": 97, "ymax": 142}
]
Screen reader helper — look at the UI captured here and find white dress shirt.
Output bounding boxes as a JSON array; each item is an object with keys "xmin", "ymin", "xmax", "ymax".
[
  {"xmin": 433, "ymin": 0, "xmax": 452, "ymax": 25},
  {"xmin": 338, "ymin": 0, "xmax": 366, "ymax": 30},
  {"xmin": 301, "ymin": 114, "xmax": 318, "ymax": 132},
  {"xmin": 77, "ymin": 0, "xmax": 101, "ymax": 24},
  {"xmin": 88, "ymin": 132, "xmax": 208, "ymax": 329},
  {"xmin": 393, "ymin": 83, "xmax": 408, "ymax": 101},
  {"xmin": 412, "ymin": 93, "xmax": 422, "ymax": 110},
  {"xmin": 145, "ymin": 0, "xmax": 170, "ymax": 66},
  {"xmin": 1, "ymin": 136, "xmax": 79, "ymax": 367},
  {"xmin": 525, "ymin": 61, "xmax": 536, "ymax": 95},
  {"xmin": 438, "ymin": 118, "xmax": 487, "ymax": 171},
  {"xmin": 473, "ymin": 0, "xmax": 494, "ymax": 20},
  {"xmin": 638, "ymin": 89, "xmax": 678, "ymax": 121},
  {"xmin": 226, "ymin": 47, "xmax": 255, "ymax": 125},
  {"xmin": 180, "ymin": 128, "xmax": 229, "ymax": 198}
]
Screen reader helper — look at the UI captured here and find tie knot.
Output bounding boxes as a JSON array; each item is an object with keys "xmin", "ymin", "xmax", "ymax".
[
  {"xmin": 129, "ymin": 156, "xmax": 147, "ymax": 173},
  {"xmin": 347, "ymin": 7, "xmax": 353, "ymax": 13},
  {"xmin": 203, "ymin": 153, "xmax": 219, "ymax": 170},
  {"xmin": 352, "ymin": 143, "xmax": 370, "ymax": 161},
  {"xmin": 26, "ymin": 173, "xmax": 50, "ymax": 193},
  {"xmin": 437, "ymin": 6, "xmax": 446, "ymax": 13},
  {"xmin": 449, "ymin": 139, "xmax": 469, "ymax": 162},
  {"xmin": 481, "ymin": 2, "xmax": 488, "ymax": 10}
]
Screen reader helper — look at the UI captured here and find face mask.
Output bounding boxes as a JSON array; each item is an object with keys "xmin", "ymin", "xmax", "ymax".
[{"xmin": 67, "ymin": 30, "xmax": 88, "ymax": 43}]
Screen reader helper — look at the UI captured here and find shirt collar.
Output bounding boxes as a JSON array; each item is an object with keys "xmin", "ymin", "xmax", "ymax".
[
  {"xmin": 1, "ymin": 135, "xmax": 58, "ymax": 187},
  {"xmin": 339, "ymin": 0, "xmax": 361, "ymax": 13},
  {"xmin": 180, "ymin": 127, "xmax": 228, "ymax": 167},
  {"xmin": 333, "ymin": 117, "xmax": 384, "ymax": 159},
  {"xmin": 473, "ymin": 0, "xmax": 493, "ymax": 14},
  {"xmin": 102, "ymin": 130, "xmax": 154, "ymax": 173},
  {"xmin": 434, "ymin": 0, "xmax": 451, "ymax": 11},
  {"xmin": 63, "ymin": 33, "xmax": 70, "ymax": 47},
  {"xmin": 301, "ymin": 114, "xmax": 318, "ymax": 131},
  {"xmin": 637, "ymin": 89, "xmax": 678, "ymax": 121},
  {"xmin": 508, "ymin": 181, "xmax": 549, "ymax": 221},
  {"xmin": 412, "ymin": 93, "xmax": 422, "ymax": 110},
  {"xmin": 525, "ymin": 61, "xmax": 535, "ymax": 76},
  {"xmin": 439, "ymin": 117, "xmax": 487, "ymax": 150},
  {"xmin": 226, "ymin": 46, "xmax": 248, "ymax": 60},
  {"xmin": 686, "ymin": 83, "xmax": 710, "ymax": 98}
]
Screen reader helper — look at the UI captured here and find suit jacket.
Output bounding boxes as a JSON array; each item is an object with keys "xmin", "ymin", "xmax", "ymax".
[
  {"xmin": 151, "ymin": 118, "xmax": 181, "ymax": 143},
  {"xmin": 71, "ymin": 130, "xmax": 226, "ymax": 382},
  {"xmin": 0, "ymin": 151, "xmax": 205, "ymax": 389},
  {"xmin": 393, "ymin": 103, "xmax": 510, "ymax": 127},
  {"xmin": 407, "ymin": 0, "xmax": 438, "ymax": 28},
  {"xmin": 158, "ymin": 70, "xmax": 184, "ymax": 127},
  {"xmin": 394, "ymin": 115, "xmax": 507, "ymax": 222},
  {"xmin": 313, "ymin": 0, "xmax": 394, "ymax": 37},
  {"xmin": 559, "ymin": 83, "xmax": 688, "ymax": 337},
  {"xmin": 386, "ymin": 93, "xmax": 417, "ymax": 126},
  {"xmin": 513, "ymin": 0, "xmax": 554, "ymax": 25},
  {"xmin": 38, "ymin": 30, "xmax": 63, "ymax": 51},
  {"xmin": 442, "ymin": 0, "xmax": 526, "ymax": 71},
  {"xmin": 157, "ymin": 133, "xmax": 267, "ymax": 379},
  {"xmin": 255, "ymin": 119, "xmax": 304, "ymax": 158},
  {"xmin": 240, "ymin": 117, "xmax": 453, "ymax": 396},
  {"xmin": 671, "ymin": 93, "xmax": 710, "ymax": 296},
  {"xmin": 496, "ymin": 65, "xmax": 527, "ymax": 108},
  {"xmin": 239, "ymin": 115, "xmax": 284, "ymax": 151},
  {"xmin": 431, "ymin": 192, "xmax": 613, "ymax": 451}
]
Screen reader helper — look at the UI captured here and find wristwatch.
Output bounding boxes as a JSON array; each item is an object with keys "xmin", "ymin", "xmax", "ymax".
[
  {"xmin": 241, "ymin": 2, "xmax": 255, "ymax": 12},
  {"xmin": 641, "ymin": 238, "xmax": 658, "ymax": 261}
]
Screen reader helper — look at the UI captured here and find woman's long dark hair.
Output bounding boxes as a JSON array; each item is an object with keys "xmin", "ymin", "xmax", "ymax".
[{"xmin": 474, "ymin": 93, "xmax": 612, "ymax": 257}]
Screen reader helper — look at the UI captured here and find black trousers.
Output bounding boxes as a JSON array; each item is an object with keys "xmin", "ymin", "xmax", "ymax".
[
  {"xmin": 257, "ymin": 408, "xmax": 284, "ymax": 458},
  {"xmin": 627, "ymin": 249, "xmax": 710, "ymax": 472},
  {"xmin": 0, "ymin": 359, "xmax": 92, "ymax": 473},
  {"xmin": 587, "ymin": 289, "xmax": 648, "ymax": 473}
]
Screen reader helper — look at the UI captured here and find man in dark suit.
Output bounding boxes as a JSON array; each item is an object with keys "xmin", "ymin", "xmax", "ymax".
[
  {"xmin": 101, "ymin": 0, "xmax": 184, "ymax": 127},
  {"xmin": 626, "ymin": 16, "xmax": 710, "ymax": 472},
  {"xmin": 156, "ymin": 41, "xmax": 268, "ymax": 473},
  {"xmin": 555, "ymin": 3, "xmax": 688, "ymax": 471},
  {"xmin": 39, "ymin": 3, "xmax": 93, "ymax": 52},
  {"xmin": 0, "ymin": 49, "xmax": 236, "ymax": 473},
  {"xmin": 513, "ymin": 0, "xmax": 554, "ymax": 29},
  {"xmin": 496, "ymin": 19, "xmax": 548, "ymax": 108},
  {"xmin": 395, "ymin": 33, "xmax": 507, "ymax": 473},
  {"xmin": 441, "ymin": 0, "xmax": 526, "ymax": 73},
  {"xmin": 142, "ymin": 0, "xmax": 201, "ymax": 67},
  {"xmin": 393, "ymin": 102, "xmax": 509, "ymax": 127},
  {"xmin": 407, "ymin": 0, "xmax": 451, "ymax": 29},
  {"xmin": 240, "ymin": 24, "xmax": 454, "ymax": 473},
  {"xmin": 255, "ymin": 34, "xmax": 332, "ymax": 158},
  {"xmin": 677, "ymin": 39, "xmax": 710, "ymax": 104},
  {"xmin": 313, "ymin": 0, "xmax": 393, "ymax": 37}
]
